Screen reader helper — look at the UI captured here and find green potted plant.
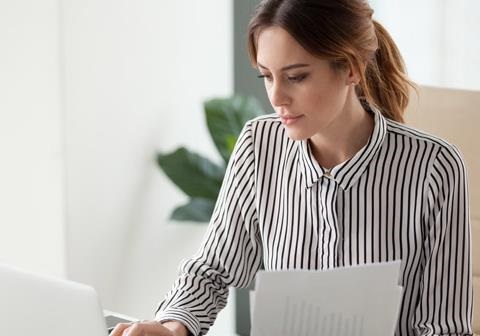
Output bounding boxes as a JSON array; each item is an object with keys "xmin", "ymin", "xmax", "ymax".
[{"xmin": 156, "ymin": 95, "xmax": 265, "ymax": 223}]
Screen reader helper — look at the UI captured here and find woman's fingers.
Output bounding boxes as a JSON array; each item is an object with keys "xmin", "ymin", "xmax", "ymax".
[
  {"xmin": 109, "ymin": 322, "xmax": 133, "ymax": 336},
  {"xmin": 110, "ymin": 321, "xmax": 173, "ymax": 336}
]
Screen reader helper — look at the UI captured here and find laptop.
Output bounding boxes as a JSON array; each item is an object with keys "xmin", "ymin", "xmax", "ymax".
[{"xmin": 0, "ymin": 263, "xmax": 134, "ymax": 336}]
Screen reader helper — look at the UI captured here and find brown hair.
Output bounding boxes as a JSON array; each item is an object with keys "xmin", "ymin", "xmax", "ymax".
[{"xmin": 247, "ymin": 0, "xmax": 415, "ymax": 123}]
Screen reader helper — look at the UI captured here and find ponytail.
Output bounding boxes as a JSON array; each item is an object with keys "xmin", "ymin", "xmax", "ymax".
[{"xmin": 359, "ymin": 20, "xmax": 416, "ymax": 123}]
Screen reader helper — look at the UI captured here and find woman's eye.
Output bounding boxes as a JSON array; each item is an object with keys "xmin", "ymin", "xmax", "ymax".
[
  {"xmin": 287, "ymin": 74, "xmax": 308, "ymax": 83},
  {"xmin": 257, "ymin": 74, "xmax": 273, "ymax": 82}
]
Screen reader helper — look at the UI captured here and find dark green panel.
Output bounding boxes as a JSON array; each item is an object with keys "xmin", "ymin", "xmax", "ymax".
[
  {"xmin": 234, "ymin": 0, "xmax": 271, "ymax": 113},
  {"xmin": 233, "ymin": 1, "xmax": 267, "ymax": 335}
]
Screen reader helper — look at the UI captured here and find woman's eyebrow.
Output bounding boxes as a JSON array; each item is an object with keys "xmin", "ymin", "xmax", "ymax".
[{"xmin": 257, "ymin": 62, "xmax": 310, "ymax": 71}]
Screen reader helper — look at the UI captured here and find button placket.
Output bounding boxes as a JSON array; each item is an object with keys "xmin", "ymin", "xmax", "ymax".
[{"xmin": 319, "ymin": 177, "xmax": 339, "ymax": 268}]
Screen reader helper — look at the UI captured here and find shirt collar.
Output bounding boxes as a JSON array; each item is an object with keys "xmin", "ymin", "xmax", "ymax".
[{"xmin": 298, "ymin": 106, "xmax": 387, "ymax": 190}]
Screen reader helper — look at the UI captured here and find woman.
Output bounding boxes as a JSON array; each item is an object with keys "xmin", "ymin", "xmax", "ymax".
[{"xmin": 112, "ymin": 0, "xmax": 472, "ymax": 335}]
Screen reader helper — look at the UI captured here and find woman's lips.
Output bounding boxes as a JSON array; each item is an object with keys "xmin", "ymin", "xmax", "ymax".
[{"xmin": 280, "ymin": 115, "xmax": 303, "ymax": 125}]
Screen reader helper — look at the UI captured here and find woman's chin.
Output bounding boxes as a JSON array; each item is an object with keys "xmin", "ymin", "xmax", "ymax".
[{"xmin": 284, "ymin": 128, "xmax": 308, "ymax": 141}]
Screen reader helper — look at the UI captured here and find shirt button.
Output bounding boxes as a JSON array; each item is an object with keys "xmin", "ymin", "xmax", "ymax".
[{"xmin": 324, "ymin": 171, "xmax": 332, "ymax": 178}]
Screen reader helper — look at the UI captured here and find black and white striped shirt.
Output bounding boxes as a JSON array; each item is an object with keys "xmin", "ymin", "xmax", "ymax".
[{"xmin": 156, "ymin": 108, "xmax": 473, "ymax": 336}]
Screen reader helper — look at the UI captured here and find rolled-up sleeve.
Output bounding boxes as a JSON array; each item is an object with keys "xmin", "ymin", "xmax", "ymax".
[
  {"xmin": 155, "ymin": 122, "xmax": 262, "ymax": 336},
  {"xmin": 415, "ymin": 145, "xmax": 473, "ymax": 336}
]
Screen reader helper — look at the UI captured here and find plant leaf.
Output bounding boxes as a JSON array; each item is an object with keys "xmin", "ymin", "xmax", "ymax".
[
  {"xmin": 170, "ymin": 198, "xmax": 216, "ymax": 222},
  {"xmin": 205, "ymin": 95, "xmax": 265, "ymax": 163},
  {"xmin": 157, "ymin": 147, "xmax": 224, "ymax": 200}
]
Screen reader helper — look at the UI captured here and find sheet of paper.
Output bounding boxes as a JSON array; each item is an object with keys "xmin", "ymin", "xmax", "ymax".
[{"xmin": 251, "ymin": 261, "xmax": 403, "ymax": 336}]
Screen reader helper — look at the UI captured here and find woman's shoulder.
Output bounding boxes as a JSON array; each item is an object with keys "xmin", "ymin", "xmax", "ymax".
[
  {"xmin": 383, "ymin": 117, "xmax": 466, "ymax": 167},
  {"xmin": 243, "ymin": 113, "xmax": 286, "ymax": 137},
  {"xmin": 239, "ymin": 113, "xmax": 295, "ymax": 156}
]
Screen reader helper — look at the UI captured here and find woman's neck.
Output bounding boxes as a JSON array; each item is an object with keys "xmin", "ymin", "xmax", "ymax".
[{"xmin": 309, "ymin": 93, "xmax": 374, "ymax": 170}]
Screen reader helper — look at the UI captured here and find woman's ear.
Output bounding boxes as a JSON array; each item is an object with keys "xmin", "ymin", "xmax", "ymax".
[{"xmin": 345, "ymin": 62, "xmax": 362, "ymax": 86}]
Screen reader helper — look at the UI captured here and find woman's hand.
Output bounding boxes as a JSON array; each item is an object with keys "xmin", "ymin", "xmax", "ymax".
[{"xmin": 109, "ymin": 320, "xmax": 189, "ymax": 336}]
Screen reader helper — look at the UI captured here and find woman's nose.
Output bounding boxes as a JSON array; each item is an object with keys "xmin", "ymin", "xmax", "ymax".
[{"xmin": 269, "ymin": 82, "xmax": 290, "ymax": 107}]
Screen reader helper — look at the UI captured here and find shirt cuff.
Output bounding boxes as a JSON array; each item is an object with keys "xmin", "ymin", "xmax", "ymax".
[{"xmin": 155, "ymin": 307, "xmax": 200, "ymax": 336}]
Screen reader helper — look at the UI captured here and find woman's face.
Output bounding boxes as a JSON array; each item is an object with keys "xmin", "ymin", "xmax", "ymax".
[{"xmin": 256, "ymin": 26, "xmax": 355, "ymax": 140}]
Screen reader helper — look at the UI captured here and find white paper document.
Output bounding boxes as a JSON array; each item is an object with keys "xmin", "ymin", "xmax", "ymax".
[{"xmin": 250, "ymin": 261, "xmax": 403, "ymax": 336}]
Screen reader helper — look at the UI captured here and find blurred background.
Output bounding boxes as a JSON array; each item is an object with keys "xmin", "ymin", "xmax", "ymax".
[{"xmin": 0, "ymin": 1, "xmax": 479, "ymax": 335}]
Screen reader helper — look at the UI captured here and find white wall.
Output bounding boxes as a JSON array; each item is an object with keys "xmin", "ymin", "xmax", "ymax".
[
  {"xmin": 441, "ymin": 0, "xmax": 480, "ymax": 90},
  {"xmin": 0, "ymin": 0, "xmax": 66, "ymax": 277},
  {"xmin": 371, "ymin": 0, "xmax": 480, "ymax": 91},
  {"xmin": 61, "ymin": 0, "xmax": 235, "ymax": 334}
]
